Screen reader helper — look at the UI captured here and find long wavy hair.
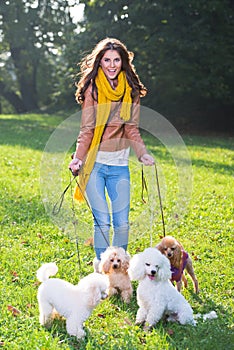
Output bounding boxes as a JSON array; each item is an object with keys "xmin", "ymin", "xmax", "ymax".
[{"xmin": 75, "ymin": 38, "xmax": 147, "ymax": 104}]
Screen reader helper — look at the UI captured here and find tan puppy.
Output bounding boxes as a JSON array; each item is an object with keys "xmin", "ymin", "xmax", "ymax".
[
  {"xmin": 156, "ymin": 236, "xmax": 199, "ymax": 293},
  {"xmin": 99, "ymin": 246, "xmax": 133, "ymax": 303}
]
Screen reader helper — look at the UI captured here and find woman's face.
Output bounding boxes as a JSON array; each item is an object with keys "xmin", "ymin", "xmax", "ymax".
[{"xmin": 100, "ymin": 50, "xmax": 122, "ymax": 81}]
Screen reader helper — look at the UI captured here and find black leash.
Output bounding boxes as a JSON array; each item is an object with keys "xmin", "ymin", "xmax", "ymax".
[
  {"xmin": 52, "ymin": 176, "xmax": 76, "ymax": 215},
  {"xmin": 154, "ymin": 163, "xmax": 166, "ymax": 237},
  {"xmin": 52, "ymin": 169, "xmax": 110, "ymax": 251},
  {"xmin": 141, "ymin": 163, "xmax": 166, "ymax": 238},
  {"xmin": 69, "ymin": 171, "xmax": 82, "ymax": 272}
]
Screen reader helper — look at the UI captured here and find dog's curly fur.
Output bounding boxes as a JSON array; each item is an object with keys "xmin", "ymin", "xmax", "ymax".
[
  {"xmin": 37, "ymin": 263, "xmax": 108, "ymax": 339},
  {"xmin": 128, "ymin": 248, "xmax": 195, "ymax": 329},
  {"xmin": 156, "ymin": 236, "xmax": 199, "ymax": 293},
  {"xmin": 99, "ymin": 246, "xmax": 133, "ymax": 303}
]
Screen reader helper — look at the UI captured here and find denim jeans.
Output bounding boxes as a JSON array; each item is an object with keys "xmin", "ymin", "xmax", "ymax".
[{"xmin": 85, "ymin": 162, "xmax": 130, "ymax": 260}]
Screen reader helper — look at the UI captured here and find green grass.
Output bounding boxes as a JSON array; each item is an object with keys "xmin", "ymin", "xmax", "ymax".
[{"xmin": 0, "ymin": 113, "xmax": 233, "ymax": 349}]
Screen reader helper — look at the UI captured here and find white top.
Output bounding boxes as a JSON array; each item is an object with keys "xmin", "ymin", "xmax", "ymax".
[{"xmin": 96, "ymin": 147, "xmax": 130, "ymax": 166}]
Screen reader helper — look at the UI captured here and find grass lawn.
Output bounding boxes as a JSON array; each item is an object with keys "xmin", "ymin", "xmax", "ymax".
[{"xmin": 0, "ymin": 113, "xmax": 233, "ymax": 349}]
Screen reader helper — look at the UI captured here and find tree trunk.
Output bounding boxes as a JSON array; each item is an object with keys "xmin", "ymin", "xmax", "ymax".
[
  {"xmin": 0, "ymin": 81, "xmax": 27, "ymax": 113},
  {"xmin": 10, "ymin": 47, "xmax": 39, "ymax": 111}
]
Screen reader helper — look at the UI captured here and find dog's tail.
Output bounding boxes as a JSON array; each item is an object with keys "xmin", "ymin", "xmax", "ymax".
[{"xmin": 36, "ymin": 262, "xmax": 58, "ymax": 282}]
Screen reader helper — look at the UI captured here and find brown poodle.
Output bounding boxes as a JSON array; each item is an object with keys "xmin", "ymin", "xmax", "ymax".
[
  {"xmin": 99, "ymin": 246, "xmax": 133, "ymax": 303},
  {"xmin": 156, "ymin": 236, "xmax": 199, "ymax": 293}
]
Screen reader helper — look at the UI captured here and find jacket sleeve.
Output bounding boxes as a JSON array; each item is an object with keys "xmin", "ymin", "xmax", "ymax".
[
  {"xmin": 74, "ymin": 86, "xmax": 96, "ymax": 161},
  {"xmin": 124, "ymin": 96, "xmax": 147, "ymax": 159}
]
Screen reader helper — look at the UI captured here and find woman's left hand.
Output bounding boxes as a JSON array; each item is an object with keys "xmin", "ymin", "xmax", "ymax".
[{"xmin": 140, "ymin": 154, "xmax": 155, "ymax": 166}]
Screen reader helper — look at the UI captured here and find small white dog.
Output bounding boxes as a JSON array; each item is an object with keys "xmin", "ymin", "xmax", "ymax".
[
  {"xmin": 37, "ymin": 263, "xmax": 108, "ymax": 339},
  {"xmin": 128, "ymin": 248, "xmax": 195, "ymax": 329}
]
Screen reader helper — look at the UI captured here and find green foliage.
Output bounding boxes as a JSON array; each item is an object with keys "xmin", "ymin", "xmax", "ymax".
[
  {"xmin": 0, "ymin": 0, "xmax": 76, "ymax": 111},
  {"xmin": 0, "ymin": 113, "xmax": 233, "ymax": 349},
  {"xmin": 77, "ymin": 0, "xmax": 234, "ymax": 129},
  {"xmin": 0, "ymin": 1, "xmax": 234, "ymax": 130}
]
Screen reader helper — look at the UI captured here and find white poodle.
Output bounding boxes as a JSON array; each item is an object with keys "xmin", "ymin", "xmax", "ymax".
[
  {"xmin": 37, "ymin": 262, "xmax": 109, "ymax": 339},
  {"xmin": 128, "ymin": 248, "xmax": 195, "ymax": 329}
]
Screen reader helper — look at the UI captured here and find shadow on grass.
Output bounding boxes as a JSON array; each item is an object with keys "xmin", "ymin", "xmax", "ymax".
[
  {"xmin": 0, "ymin": 115, "xmax": 68, "ymax": 150},
  {"xmin": 141, "ymin": 131, "xmax": 234, "ymax": 177},
  {"xmin": 190, "ymin": 158, "xmax": 233, "ymax": 176},
  {"xmin": 41, "ymin": 291, "xmax": 233, "ymax": 350},
  {"xmin": 165, "ymin": 295, "xmax": 233, "ymax": 350},
  {"xmin": 1, "ymin": 195, "xmax": 48, "ymax": 226}
]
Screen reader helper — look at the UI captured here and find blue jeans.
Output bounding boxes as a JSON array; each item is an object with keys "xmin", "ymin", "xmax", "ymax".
[{"xmin": 86, "ymin": 162, "xmax": 130, "ymax": 260}]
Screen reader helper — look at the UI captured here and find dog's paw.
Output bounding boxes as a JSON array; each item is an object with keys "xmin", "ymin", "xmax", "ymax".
[
  {"xmin": 121, "ymin": 290, "xmax": 132, "ymax": 303},
  {"xmin": 143, "ymin": 322, "xmax": 154, "ymax": 332},
  {"xmin": 135, "ymin": 320, "xmax": 145, "ymax": 327},
  {"xmin": 76, "ymin": 328, "xmax": 86, "ymax": 339}
]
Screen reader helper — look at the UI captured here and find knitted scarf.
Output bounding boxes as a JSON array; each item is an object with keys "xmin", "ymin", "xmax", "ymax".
[{"xmin": 74, "ymin": 67, "xmax": 132, "ymax": 201}]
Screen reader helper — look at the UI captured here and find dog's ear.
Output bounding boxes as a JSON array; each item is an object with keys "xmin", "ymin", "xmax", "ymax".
[
  {"xmin": 157, "ymin": 255, "xmax": 172, "ymax": 281},
  {"xmin": 87, "ymin": 286, "xmax": 101, "ymax": 307},
  {"xmin": 171, "ymin": 243, "xmax": 182, "ymax": 268},
  {"xmin": 128, "ymin": 253, "xmax": 145, "ymax": 281},
  {"xmin": 121, "ymin": 252, "xmax": 130, "ymax": 271},
  {"xmin": 100, "ymin": 259, "xmax": 111, "ymax": 274},
  {"xmin": 156, "ymin": 243, "xmax": 164, "ymax": 254},
  {"xmin": 122, "ymin": 259, "xmax": 129, "ymax": 271}
]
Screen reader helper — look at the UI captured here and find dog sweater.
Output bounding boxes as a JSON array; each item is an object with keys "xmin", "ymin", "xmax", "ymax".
[{"xmin": 171, "ymin": 250, "xmax": 188, "ymax": 282}]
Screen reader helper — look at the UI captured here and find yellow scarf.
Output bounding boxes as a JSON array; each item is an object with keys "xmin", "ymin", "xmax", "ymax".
[{"xmin": 74, "ymin": 67, "xmax": 132, "ymax": 201}]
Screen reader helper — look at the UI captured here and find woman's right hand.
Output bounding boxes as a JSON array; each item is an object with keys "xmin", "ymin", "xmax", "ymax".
[{"xmin": 69, "ymin": 157, "xmax": 83, "ymax": 176}]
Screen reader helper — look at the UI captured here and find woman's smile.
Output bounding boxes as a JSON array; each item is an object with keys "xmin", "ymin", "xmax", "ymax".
[{"xmin": 100, "ymin": 50, "xmax": 122, "ymax": 82}]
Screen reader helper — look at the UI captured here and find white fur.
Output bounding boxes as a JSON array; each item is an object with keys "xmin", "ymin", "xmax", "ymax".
[
  {"xmin": 128, "ymin": 248, "xmax": 195, "ymax": 328},
  {"xmin": 37, "ymin": 263, "xmax": 109, "ymax": 339}
]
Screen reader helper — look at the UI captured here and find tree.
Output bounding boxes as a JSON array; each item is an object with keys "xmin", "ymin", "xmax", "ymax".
[
  {"xmin": 75, "ymin": 0, "xmax": 234, "ymax": 129},
  {"xmin": 0, "ymin": 0, "xmax": 76, "ymax": 112}
]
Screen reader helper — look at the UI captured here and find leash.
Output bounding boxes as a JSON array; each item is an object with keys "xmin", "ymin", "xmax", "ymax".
[
  {"xmin": 69, "ymin": 171, "xmax": 82, "ymax": 273},
  {"xmin": 141, "ymin": 163, "xmax": 166, "ymax": 238},
  {"xmin": 52, "ymin": 172, "xmax": 82, "ymax": 271},
  {"xmin": 52, "ymin": 170, "xmax": 110, "ymax": 263},
  {"xmin": 154, "ymin": 163, "xmax": 166, "ymax": 237}
]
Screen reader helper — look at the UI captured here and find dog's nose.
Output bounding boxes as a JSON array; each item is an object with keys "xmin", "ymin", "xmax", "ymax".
[
  {"xmin": 151, "ymin": 270, "xmax": 156, "ymax": 275},
  {"xmin": 168, "ymin": 252, "xmax": 172, "ymax": 257},
  {"xmin": 113, "ymin": 264, "xmax": 118, "ymax": 269}
]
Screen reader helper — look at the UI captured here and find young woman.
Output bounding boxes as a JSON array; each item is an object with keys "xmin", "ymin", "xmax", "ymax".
[{"xmin": 69, "ymin": 38, "xmax": 154, "ymax": 269}]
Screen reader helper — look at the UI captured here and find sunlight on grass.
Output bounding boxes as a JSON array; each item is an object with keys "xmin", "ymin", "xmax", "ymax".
[{"xmin": 0, "ymin": 114, "xmax": 233, "ymax": 349}]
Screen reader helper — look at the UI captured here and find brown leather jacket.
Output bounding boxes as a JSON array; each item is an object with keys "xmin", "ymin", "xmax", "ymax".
[{"xmin": 74, "ymin": 84, "xmax": 147, "ymax": 161}]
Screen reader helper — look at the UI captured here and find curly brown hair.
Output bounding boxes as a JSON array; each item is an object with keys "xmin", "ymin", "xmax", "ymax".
[{"xmin": 75, "ymin": 38, "xmax": 147, "ymax": 104}]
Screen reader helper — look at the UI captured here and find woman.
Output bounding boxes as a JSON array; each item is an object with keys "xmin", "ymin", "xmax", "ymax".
[{"xmin": 69, "ymin": 38, "xmax": 154, "ymax": 269}]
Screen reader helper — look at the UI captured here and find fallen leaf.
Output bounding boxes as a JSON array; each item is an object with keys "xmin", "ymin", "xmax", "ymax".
[
  {"xmin": 34, "ymin": 280, "xmax": 41, "ymax": 286},
  {"xmin": 7, "ymin": 305, "xmax": 21, "ymax": 316},
  {"xmin": 124, "ymin": 317, "xmax": 132, "ymax": 325},
  {"xmin": 97, "ymin": 313, "xmax": 105, "ymax": 318},
  {"xmin": 11, "ymin": 271, "xmax": 18, "ymax": 277},
  {"xmin": 167, "ymin": 328, "xmax": 174, "ymax": 335}
]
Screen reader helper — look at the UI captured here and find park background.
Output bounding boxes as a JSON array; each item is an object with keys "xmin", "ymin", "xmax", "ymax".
[
  {"xmin": 1, "ymin": 0, "xmax": 233, "ymax": 132},
  {"xmin": 0, "ymin": 1, "xmax": 233, "ymax": 350}
]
